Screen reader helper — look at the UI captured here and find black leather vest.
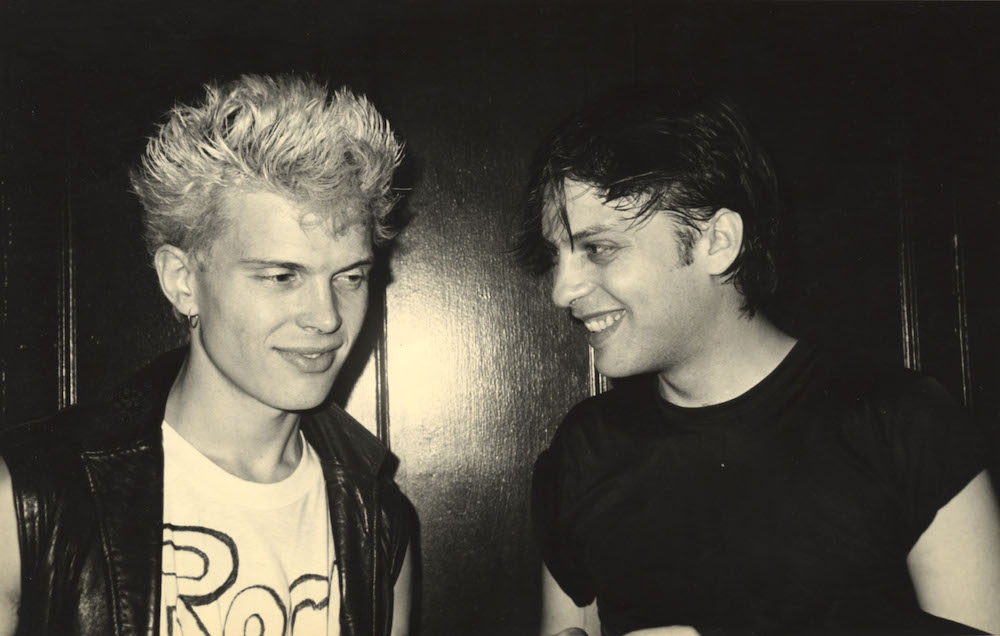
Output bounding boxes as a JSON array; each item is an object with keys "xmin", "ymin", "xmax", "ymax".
[{"xmin": 2, "ymin": 349, "xmax": 411, "ymax": 635}]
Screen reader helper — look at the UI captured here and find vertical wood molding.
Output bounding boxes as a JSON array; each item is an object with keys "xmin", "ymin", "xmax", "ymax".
[
  {"xmin": 1, "ymin": 202, "xmax": 9, "ymax": 421},
  {"xmin": 375, "ymin": 283, "xmax": 391, "ymax": 447},
  {"xmin": 952, "ymin": 210, "xmax": 972, "ymax": 407},
  {"xmin": 897, "ymin": 188, "xmax": 921, "ymax": 372},
  {"xmin": 57, "ymin": 174, "xmax": 77, "ymax": 410},
  {"xmin": 588, "ymin": 346, "xmax": 609, "ymax": 396}
]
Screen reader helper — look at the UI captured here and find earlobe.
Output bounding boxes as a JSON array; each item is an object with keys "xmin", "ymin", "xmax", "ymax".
[
  {"xmin": 154, "ymin": 245, "xmax": 198, "ymax": 317},
  {"xmin": 704, "ymin": 208, "xmax": 744, "ymax": 275}
]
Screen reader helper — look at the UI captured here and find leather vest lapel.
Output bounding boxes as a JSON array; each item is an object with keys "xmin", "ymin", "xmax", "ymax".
[
  {"xmin": 321, "ymin": 461, "xmax": 378, "ymax": 636},
  {"xmin": 82, "ymin": 440, "xmax": 164, "ymax": 636}
]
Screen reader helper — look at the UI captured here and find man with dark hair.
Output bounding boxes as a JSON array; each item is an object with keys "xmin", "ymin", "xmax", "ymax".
[
  {"xmin": 0, "ymin": 75, "xmax": 412, "ymax": 635},
  {"xmin": 518, "ymin": 90, "xmax": 1000, "ymax": 636}
]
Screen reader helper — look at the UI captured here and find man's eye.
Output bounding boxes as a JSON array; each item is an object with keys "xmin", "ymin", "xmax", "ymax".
[
  {"xmin": 334, "ymin": 269, "xmax": 368, "ymax": 290},
  {"xmin": 584, "ymin": 243, "xmax": 616, "ymax": 258},
  {"xmin": 261, "ymin": 271, "xmax": 298, "ymax": 284}
]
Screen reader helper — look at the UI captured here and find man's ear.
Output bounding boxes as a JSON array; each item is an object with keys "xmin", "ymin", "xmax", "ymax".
[
  {"xmin": 154, "ymin": 245, "xmax": 199, "ymax": 317},
  {"xmin": 701, "ymin": 208, "xmax": 744, "ymax": 276}
]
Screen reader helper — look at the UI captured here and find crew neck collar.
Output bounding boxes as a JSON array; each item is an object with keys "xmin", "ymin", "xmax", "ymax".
[
  {"xmin": 653, "ymin": 340, "xmax": 817, "ymax": 426},
  {"xmin": 162, "ymin": 420, "xmax": 320, "ymax": 509}
]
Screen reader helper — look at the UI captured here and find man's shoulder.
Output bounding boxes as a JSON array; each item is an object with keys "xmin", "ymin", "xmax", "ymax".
[
  {"xmin": 303, "ymin": 403, "xmax": 394, "ymax": 478},
  {"xmin": 1, "ymin": 349, "xmax": 180, "ymax": 470},
  {"xmin": 800, "ymin": 341, "xmax": 971, "ymax": 452},
  {"xmin": 546, "ymin": 378, "xmax": 658, "ymax": 452},
  {"xmin": 809, "ymin": 340, "xmax": 948, "ymax": 406},
  {"xmin": 0, "ymin": 404, "xmax": 108, "ymax": 518},
  {"xmin": 563, "ymin": 385, "xmax": 640, "ymax": 424},
  {"xmin": 303, "ymin": 404, "xmax": 414, "ymax": 553},
  {"xmin": 1, "ymin": 402, "xmax": 100, "ymax": 462}
]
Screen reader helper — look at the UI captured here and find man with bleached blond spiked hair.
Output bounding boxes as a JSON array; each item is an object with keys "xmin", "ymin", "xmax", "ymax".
[{"xmin": 0, "ymin": 74, "xmax": 413, "ymax": 636}]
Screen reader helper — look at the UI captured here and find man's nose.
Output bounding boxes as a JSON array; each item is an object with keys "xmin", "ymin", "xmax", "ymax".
[
  {"xmin": 551, "ymin": 259, "xmax": 593, "ymax": 308},
  {"xmin": 298, "ymin": 282, "xmax": 343, "ymax": 333}
]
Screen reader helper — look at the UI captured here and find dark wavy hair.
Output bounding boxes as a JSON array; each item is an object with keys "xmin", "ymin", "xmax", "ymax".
[{"xmin": 513, "ymin": 87, "xmax": 780, "ymax": 317}]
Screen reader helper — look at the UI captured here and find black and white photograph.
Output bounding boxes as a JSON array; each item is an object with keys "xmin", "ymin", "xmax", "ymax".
[{"xmin": 2, "ymin": 1, "xmax": 999, "ymax": 634}]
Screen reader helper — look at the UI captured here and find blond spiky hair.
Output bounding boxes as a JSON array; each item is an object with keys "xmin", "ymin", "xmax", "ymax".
[{"xmin": 131, "ymin": 74, "xmax": 403, "ymax": 258}]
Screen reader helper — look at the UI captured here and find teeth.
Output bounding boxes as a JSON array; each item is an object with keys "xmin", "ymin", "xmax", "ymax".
[
  {"xmin": 584, "ymin": 311, "xmax": 624, "ymax": 333},
  {"xmin": 301, "ymin": 352, "xmax": 322, "ymax": 359}
]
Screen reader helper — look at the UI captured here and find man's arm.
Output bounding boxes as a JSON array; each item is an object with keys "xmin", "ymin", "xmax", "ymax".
[
  {"xmin": 0, "ymin": 456, "xmax": 21, "ymax": 635},
  {"xmin": 539, "ymin": 564, "xmax": 700, "ymax": 636},
  {"xmin": 390, "ymin": 542, "xmax": 413, "ymax": 636},
  {"xmin": 907, "ymin": 469, "xmax": 1000, "ymax": 634},
  {"xmin": 540, "ymin": 563, "xmax": 600, "ymax": 636},
  {"xmin": 623, "ymin": 630, "xmax": 699, "ymax": 636}
]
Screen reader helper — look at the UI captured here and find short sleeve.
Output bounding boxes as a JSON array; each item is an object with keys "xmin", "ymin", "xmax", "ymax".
[
  {"xmin": 380, "ymin": 479, "xmax": 415, "ymax": 583},
  {"xmin": 531, "ymin": 423, "xmax": 597, "ymax": 607},
  {"xmin": 884, "ymin": 376, "xmax": 990, "ymax": 546}
]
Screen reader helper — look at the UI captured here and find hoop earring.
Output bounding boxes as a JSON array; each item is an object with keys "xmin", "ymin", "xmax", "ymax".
[{"xmin": 188, "ymin": 313, "xmax": 200, "ymax": 329}]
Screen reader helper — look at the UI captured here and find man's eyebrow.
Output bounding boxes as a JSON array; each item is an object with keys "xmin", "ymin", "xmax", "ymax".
[
  {"xmin": 542, "ymin": 223, "xmax": 620, "ymax": 250},
  {"xmin": 238, "ymin": 257, "xmax": 375, "ymax": 273},
  {"xmin": 335, "ymin": 258, "xmax": 375, "ymax": 274},
  {"xmin": 239, "ymin": 259, "xmax": 306, "ymax": 270},
  {"xmin": 570, "ymin": 223, "xmax": 620, "ymax": 243}
]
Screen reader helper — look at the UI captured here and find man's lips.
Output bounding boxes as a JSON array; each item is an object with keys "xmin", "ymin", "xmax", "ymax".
[
  {"xmin": 279, "ymin": 344, "xmax": 342, "ymax": 355},
  {"xmin": 275, "ymin": 344, "xmax": 342, "ymax": 373},
  {"xmin": 574, "ymin": 309, "xmax": 626, "ymax": 333}
]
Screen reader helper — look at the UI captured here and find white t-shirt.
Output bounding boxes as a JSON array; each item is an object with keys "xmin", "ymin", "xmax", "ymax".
[{"xmin": 160, "ymin": 421, "xmax": 340, "ymax": 636}]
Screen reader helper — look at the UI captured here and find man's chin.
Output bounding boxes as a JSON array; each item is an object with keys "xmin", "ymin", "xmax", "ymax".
[
  {"xmin": 593, "ymin": 360, "xmax": 635, "ymax": 380},
  {"xmin": 270, "ymin": 382, "xmax": 339, "ymax": 413},
  {"xmin": 275, "ymin": 397, "xmax": 332, "ymax": 413},
  {"xmin": 594, "ymin": 353, "xmax": 655, "ymax": 381}
]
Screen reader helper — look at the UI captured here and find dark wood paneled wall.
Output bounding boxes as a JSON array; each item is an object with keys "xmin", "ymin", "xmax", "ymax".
[{"xmin": 3, "ymin": 2, "xmax": 998, "ymax": 634}]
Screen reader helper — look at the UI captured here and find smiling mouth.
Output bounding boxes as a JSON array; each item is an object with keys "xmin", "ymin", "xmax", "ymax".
[
  {"xmin": 583, "ymin": 310, "xmax": 625, "ymax": 333},
  {"xmin": 276, "ymin": 347, "xmax": 339, "ymax": 373}
]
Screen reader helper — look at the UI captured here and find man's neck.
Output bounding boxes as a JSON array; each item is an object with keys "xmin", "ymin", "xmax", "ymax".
[
  {"xmin": 163, "ymin": 352, "xmax": 304, "ymax": 484},
  {"xmin": 657, "ymin": 313, "xmax": 797, "ymax": 408}
]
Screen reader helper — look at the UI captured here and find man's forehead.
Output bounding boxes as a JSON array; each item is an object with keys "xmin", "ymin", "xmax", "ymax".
[
  {"xmin": 541, "ymin": 180, "xmax": 639, "ymax": 243},
  {"xmin": 203, "ymin": 188, "xmax": 372, "ymax": 263},
  {"xmin": 219, "ymin": 188, "xmax": 368, "ymax": 238}
]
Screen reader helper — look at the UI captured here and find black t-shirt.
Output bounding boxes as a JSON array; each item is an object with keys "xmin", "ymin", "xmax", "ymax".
[{"xmin": 532, "ymin": 342, "xmax": 988, "ymax": 636}]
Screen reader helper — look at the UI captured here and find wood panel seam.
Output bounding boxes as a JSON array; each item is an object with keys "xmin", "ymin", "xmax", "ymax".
[
  {"xmin": 57, "ymin": 171, "xmax": 77, "ymax": 410},
  {"xmin": 897, "ymin": 179, "xmax": 921, "ymax": 372}
]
